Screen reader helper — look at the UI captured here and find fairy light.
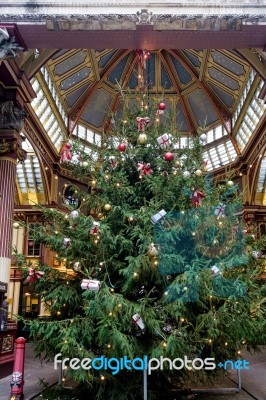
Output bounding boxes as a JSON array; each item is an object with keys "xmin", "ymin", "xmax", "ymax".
[
  {"xmin": 192, "ymin": 232, "xmax": 196, "ymax": 236},
  {"xmin": 164, "ymin": 291, "xmax": 168, "ymax": 296},
  {"xmin": 107, "ymin": 344, "xmax": 111, "ymax": 349},
  {"xmin": 225, "ymin": 342, "xmax": 228, "ymax": 346},
  {"xmin": 116, "ymin": 183, "xmax": 120, "ymax": 187},
  {"xmin": 128, "ymin": 216, "xmax": 134, "ymax": 222},
  {"xmin": 55, "ymin": 230, "xmax": 58, "ymax": 235},
  {"xmin": 180, "ymin": 318, "xmax": 185, "ymax": 322},
  {"xmin": 91, "ymin": 180, "xmax": 96, "ymax": 186},
  {"xmin": 57, "ymin": 311, "xmax": 61, "ymax": 315},
  {"xmin": 99, "ymin": 262, "xmax": 103, "ymax": 266},
  {"xmin": 109, "ymin": 312, "xmax": 113, "ymax": 317},
  {"xmin": 208, "ymin": 339, "xmax": 212, "ymax": 344},
  {"xmin": 118, "ymin": 303, "xmax": 122, "ymax": 308},
  {"xmin": 163, "ymin": 342, "xmax": 167, "ymax": 347},
  {"xmin": 154, "ymin": 260, "xmax": 158, "ymax": 266},
  {"xmin": 133, "ymin": 272, "xmax": 138, "ymax": 277},
  {"xmin": 110, "ymin": 288, "xmax": 114, "ymax": 292},
  {"xmin": 100, "ymin": 375, "xmax": 105, "ymax": 381},
  {"xmin": 237, "ymin": 350, "xmax": 241, "ymax": 355}
]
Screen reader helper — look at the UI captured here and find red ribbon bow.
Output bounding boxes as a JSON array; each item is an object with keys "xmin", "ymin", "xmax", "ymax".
[
  {"xmin": 59, "ymin": 142, "xmax": 72, "ymax": 163},
  {"xmin": 191, "ymin": 190, "xmax": 205, "ymax": 208},
  {"xmin": 136, "ymin": 117, "xmax": 150, "ymax": 132},
  {"xmin": 138, "ymin": 162, "xmax": 153, "ymax": 176},
  {"xmin": 26, "ymin": 268, "xmax": 44, "ymax": 284}
]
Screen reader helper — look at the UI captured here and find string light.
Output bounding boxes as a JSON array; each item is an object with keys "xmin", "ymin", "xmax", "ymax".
[
  {"xmin": 133, "ymin": 272, "xmax": 138, "ymax": 277},
  {"xmin": 225, "ymin": 342, "xmax": 228, "ymax": 346},
  {"xmin": 107, "ymin": 344, "xmax": 111, "ymax": 349},
  {"xmin": 100, "ymin": 375, "xmax": 105, "ymax": 381},
  {"xmin": 163, "ymin": 342, "xmax": 167, "ymax": 347}
]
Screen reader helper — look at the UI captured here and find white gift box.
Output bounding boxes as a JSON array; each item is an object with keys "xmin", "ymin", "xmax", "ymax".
[
  {"xmin": 157, "ymin": 133, "xmax": 172, "ymax": 149},
  {"xmin": 211, "ymin": 265, "xmax": 221, "ymax": 277},
  {"xmin": 63, "ymin": 237, "xmax": 71, "ymax": 247},
  {"xmin": 214, "ymin": 202, "xmax": 226, "ymax": 218},
  {"xmin": 81, "ymin": 279, "xmax": 101, "ymax": 291},
  {"xmin": 151, "ymin": 209, "xmax": 167, "ymax": 224},
  {"xmin": 132, "ymin": 313, "xmax": 145, "ymax": 330},
  {"xmin": 69, "ymin": 210, "xmax": 79, "ymax": 219},
  {"xmin": 90, "ymin": 221, "xmax": 100, "ymax": 235}
]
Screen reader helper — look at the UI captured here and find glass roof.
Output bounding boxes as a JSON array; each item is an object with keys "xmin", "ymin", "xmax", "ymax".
[
  {"xmin": 29, "ymin": 49, "xmax": 266, "ymax": 172},
  {"xmin": 16, "ymin": 139, "xmax": 45, "ymax": 204}
]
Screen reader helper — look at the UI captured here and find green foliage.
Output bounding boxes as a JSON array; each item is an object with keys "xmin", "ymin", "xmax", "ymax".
[{"xmin": 16, "ymin": 94, "xmax": 266, "ymax": 399}]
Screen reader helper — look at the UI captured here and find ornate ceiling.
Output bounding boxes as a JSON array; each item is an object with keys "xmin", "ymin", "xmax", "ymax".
[{"xmin": 45, "ymin": 49, "xmax": 251, "ymax": 137}]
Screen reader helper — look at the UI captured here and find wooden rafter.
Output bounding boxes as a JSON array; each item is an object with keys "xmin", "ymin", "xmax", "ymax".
[
  {"xmin": 168, "ymin": 49, "xmax": 233, "ymax": 137},
  {"xmin": 159, "ymin": 51, "xmax": 195, "ymax": 134},
  {"xmin": 199, "ymin": 49, "xmax": 210, "ymax": 82},
  {"xmin": 69, "ymin": 49, "xmax": 131, "ymax": 135}
]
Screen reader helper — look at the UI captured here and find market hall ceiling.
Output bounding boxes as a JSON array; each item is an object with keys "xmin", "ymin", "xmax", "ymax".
[{"xmin": 45, "ymin": 49, "xmax": 251, "ymax": 135}]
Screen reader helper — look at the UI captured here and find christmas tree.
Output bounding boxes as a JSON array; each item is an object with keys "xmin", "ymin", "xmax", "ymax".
[{"xmin": 17, "ymin": 59, "xmax": 266, "ymax": 399}]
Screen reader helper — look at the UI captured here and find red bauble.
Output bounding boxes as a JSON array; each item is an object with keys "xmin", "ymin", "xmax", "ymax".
[
  {"xmin": 118, "ymin": 143, "xmax": 127, "ymax": 152},
  {"xmin": 158, "ymin": 102, "xmax": 166, "ymax": 111},
  {"xmin": 164, "ymin": 152, "xmax": 174, "ymax": 161}
]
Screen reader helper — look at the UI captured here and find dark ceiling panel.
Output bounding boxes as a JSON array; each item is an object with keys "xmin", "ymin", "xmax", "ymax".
[
  {"xmin": 211, "ymin": 51, "xmax": 245, "ymax": 76},
  {"xmin": 65, "ymin": 83, "xmax": 91, "ymax": 108},
  {"xmin": 188, "ymin": 88, "xmax": 219, "ymax": 127},
  {"xmin": 55, "ymin": 51, "xmax": 86, "ymax": 76},
  {"xmin": 208, "ymin": 67, "xmax": 239, "ymax": 91},
  {"xmin": 60, "ymin": 67, "xmax": 90, "ymax": 91},
  {"xmin": 81, "ymin": 88, "xmax": 112, "ymax": 128},
  {"xmin": 208, "ymin": 82, "xmax": 234, "ymax": 109},
  {"xmin": 170, "ymin": 55, "xmax": 192, "ymax": 85},
  {"xmin": 176, "ymin": 102, "xmax": 189, "ymax": 132}
]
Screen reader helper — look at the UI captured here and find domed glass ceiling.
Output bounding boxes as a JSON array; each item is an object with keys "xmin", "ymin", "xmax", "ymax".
[
  {"xmin": 45, "ymin": 49, "xmax": 250, "ymax": 135},
  {"xmin": 29, "ymin": 49, "xmax": 266, "ymax": 171}
]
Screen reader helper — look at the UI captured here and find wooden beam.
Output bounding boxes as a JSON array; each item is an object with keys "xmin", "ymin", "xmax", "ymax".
[{"xmin": 236, "ymin": 49, "xmax": 266, "ymax": 80}]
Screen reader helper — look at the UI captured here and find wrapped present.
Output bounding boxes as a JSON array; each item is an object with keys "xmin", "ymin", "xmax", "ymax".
[
  {"xmin": 90, "ymin": 221, "xmax": 100, "ymax": 235},
  {"xmin": 132, "ymin": 313, "xmax": 145, "ymax": 330},
  {"xmin": 63, "ymin": 237, "xmax": 71, "ymax": 247},
  {"xmin": 151, "ymin": 209, "xmax": 167, "ymax": 224},
  {"xmin": 191, "ymin": 190, "xmax": 205, "ymax": 208},
  {"xmin": 157, "ymin": 133, "xmax": 172, "ymax": 149},
  {"xmin": 137, "ymin": 162, "xmax": 153, "ymax": 176},
  {"xmin": 211, "ymin": 265, "xmax": 221, "ymax": 277},
  {"xmin": 69, "ymin": 210, "xmax": 79, "ymax": 219},
  {"xmin": 136, "ymin": 116, "xmax": 150, "ymax": 131},
  {"xmin": 109, "ymin": 155, "xmax": 117, "ymax": 168},
  {"xmin": 214, "ymin": 203, "xmax": 226, "ymax": 218},
  {"xmin": 59, "ymin": 141, "xmax": 72, "ymax": 163},
  {"xmin": 26, "ymin": 268, "xmax": 44, "ymax": 284},
  {"xmin": 81, "ymin": 279, "xmax": 101, "ymax": 291}
]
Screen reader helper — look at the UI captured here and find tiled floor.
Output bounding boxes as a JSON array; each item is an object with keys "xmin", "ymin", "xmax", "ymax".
[{"xmin": 0, "ymin": 345, "xmax": 265, "ymax": 400}]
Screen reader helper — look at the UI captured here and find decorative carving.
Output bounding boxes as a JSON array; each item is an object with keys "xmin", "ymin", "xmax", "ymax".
[
  {"xmin": 0, "ymin": 28, "xmax": 23, "ymax": 60},
  {"xmin": 0, "ymin": 138, "xmax": 26, "ymax": 161},
  {"xmin": 136, "ymin": 9, "xmax": 153, "ymax": 25},
  {"xmin": 0, "ymin": 13, "xmax": 265, "ymax": 27},
  {"xmin": 0, "ymin": 101, "xmax": 27, "ymax": 132}
]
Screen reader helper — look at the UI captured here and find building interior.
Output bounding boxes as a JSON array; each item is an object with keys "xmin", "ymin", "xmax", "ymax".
[{"xmin": 0, "ymin": 3, "xmax": 265, "ymax": 395}]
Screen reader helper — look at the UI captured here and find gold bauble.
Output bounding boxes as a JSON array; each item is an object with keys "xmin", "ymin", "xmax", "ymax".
[
  {"xmin": 104, "ymin": 204, "xmax": 112, "ymax": 211},
  {"xmin": 137, "ymin": 133, "xmax": 148, "ymax": 145}
]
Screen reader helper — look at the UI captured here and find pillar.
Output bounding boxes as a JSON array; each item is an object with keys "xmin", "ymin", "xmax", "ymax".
[{"xmin": 0, "ymin": 130, "xmax": 26, "ymax": 287}]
